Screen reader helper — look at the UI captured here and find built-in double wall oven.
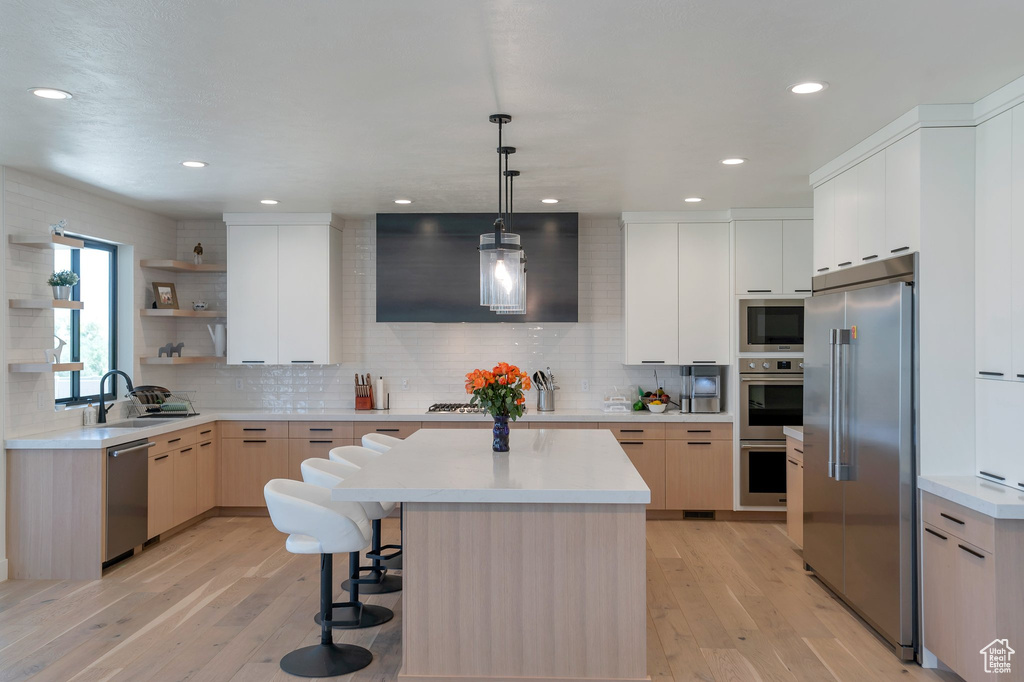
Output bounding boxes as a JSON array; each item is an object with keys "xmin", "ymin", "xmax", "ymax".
[
  {"xmin": 739, "ymin": 357, "xmax": 803, "ymax": 507},
  {"xmin": 739, "ymin": 299, "xmax": 805, "ymax": 353}
]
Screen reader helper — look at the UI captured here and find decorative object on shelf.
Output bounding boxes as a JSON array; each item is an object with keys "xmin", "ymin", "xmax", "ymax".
[
  {"xmin": 152, "ymin": 282, "xmax": 178, "ymax": 309},
  {"xmin": 158, "ymin": 342, "xmax": 185, "ymax": 358},
  {"xmin": 47, "ymin": 269, "xmax": 79, "ymax": 300},
  {"xmin": 192, "ymin": 300, "xmax": 208, "ymax": 311},
  {"xmin": 49, "ymin": 219, "xmax": 67, "ymax": 237},
  {"xmin": 44, "ymin": 335, "xmax": 67, "ymax": 364},
  {"xmin": 480, "ymin": 114, "xmax": 527, "ymax": 314},
  {"xmin": 465, "ymin": 362, "xmax": 531, "ymax": 452},
  {"xmin": 193, "ymin": 242, "xmax": 203, "ymax": 265},
  {"xmin": 207, "ymin": 323, "xmax": 226, "ymax": 357}
]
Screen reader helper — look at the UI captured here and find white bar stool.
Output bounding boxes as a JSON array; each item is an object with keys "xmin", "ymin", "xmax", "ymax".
[
  {"xmin": 264, "ymin": 478, "xmax": 374, "ymax": 677},
  {"xmin": 361, "ymin": 432, "xmax": 402, "ymax": 454},
  {"xmin": 329, "ymin": 445, "xmax": 403, "ymax": 593}
]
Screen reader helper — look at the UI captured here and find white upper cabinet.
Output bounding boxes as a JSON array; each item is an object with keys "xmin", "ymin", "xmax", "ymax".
[
  {"xmin": 624, "ymin": 223, "xmax": 679, "ymax": 365},
  {"xmin": 227, "ymin": 224, "xmax": 279, "ymax": 365},
  {"xmin": 832, "ymin": 168, "xmax": 859, "ymax": 269},
  {"xmin": 278, "ymin": 224, "xmax": 343, "ymax": 365},
  {"xmin": 1012, "ymin": 106, "xmax": 1024, "ymax": 381},
  {"xmin": 782, "ymin": 220, "xmax": 813, "ymax": 294},
  {"xmin": 734, "ymin": 221, "xmax": 783, "ymax": 294},
  {"xmin": 885, "ymin": 130, "xmax": 922, "ymax": 257},
  {"xmin": 856, "ymin": 150, "xmax": 887, "ymax": 263},
  {"xmin": 678, "ymin": 224, "xmax": 729, "ymax": 365},
  {"xmin": 975, "ymin": 379, "xmax": 1023, "ymax": 484},
  {"xmin": 975, "ymin": 110, "xmax": 1013, "ymax": 379},
  {"xmin": 813, "ymin": 180, "xmax": 836, "ymax": 274}
]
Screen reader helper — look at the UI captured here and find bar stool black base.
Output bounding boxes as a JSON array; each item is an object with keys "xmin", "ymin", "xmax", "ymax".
[
  {"xmin": 280, "ymin": 642, "xmax": 372, "ymax": 677},
  {"xmin": 342, "ymin": 573, "xmax": 402, "ymax": 594},
  {"xmin": 314, "ymin": 603, "xmax": 393, "ymax": 629},
  {"xmin": 382, "ymin": 554, "xmax": 402, "ymax": 570}
]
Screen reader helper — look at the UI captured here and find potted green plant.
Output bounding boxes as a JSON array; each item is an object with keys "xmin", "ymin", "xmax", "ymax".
[{"xmin": 47, "ymin": 270, "xmax": 79, "ymax": 301}]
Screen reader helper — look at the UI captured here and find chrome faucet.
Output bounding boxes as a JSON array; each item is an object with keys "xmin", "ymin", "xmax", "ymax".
[{"xmin": 98, "ymin": 370, "xmax": 134, "ymax": 424}]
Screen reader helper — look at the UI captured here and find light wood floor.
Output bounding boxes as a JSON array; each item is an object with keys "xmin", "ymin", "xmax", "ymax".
[{"xmin": 0, "ymin": 516, "xmax": 959, "ymax": 682}]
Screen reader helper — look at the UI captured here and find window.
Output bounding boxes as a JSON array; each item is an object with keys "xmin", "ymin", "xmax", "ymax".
[{"xmin": 54, "ymin": 238, "xmax": 117, "ymax": 404}]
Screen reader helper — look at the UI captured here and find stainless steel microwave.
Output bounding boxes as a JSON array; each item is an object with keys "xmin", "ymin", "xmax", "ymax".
[{"xmin": 738, "ymin": 299, "xmax": 805, "ymax": 353}]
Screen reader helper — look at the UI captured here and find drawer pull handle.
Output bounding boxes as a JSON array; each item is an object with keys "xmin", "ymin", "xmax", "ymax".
[
  {"xmin": 309, "ymin": 440, "xmax": 334, "ymax": 444},
  {"xmin": 242, "ymin": 360, "xmax": 265, "ymax": 364},
  {"xmin": 747, "ymin": 289, "xmax": 772, "ymax": 293},
  {"xmin": 1018, "ymin": 374, "xmax": 1024, "ymax": 379},
  {"xmin": 168, "ymin": 438, "xmax": 181, "ymax": 444},
  {"xmin": 924, "ymin": 527, "xmax": 947, "ymax": 540},
  {"xmin": 795, "ymin": 289, "xmax": 812, "ymax": 293},
  {"xmin": 688, "ymin": 441, "xmax": 712, "ymax": 445},
  {"xmin": 979, "ymin": 470, "xmax": 1006, "ymax": 481},
  {"xmin": 862, "ymin": 255, "xmax": 879, "ymax": 261},
  {"xmin": 687, "ymin": 429, "xmax": 711, "ymax": 433},
  {"xmin": 794, "ymin": 447, "xmax": 804, "ymax": 453},
  {"xmin": 958, "ymin": 544, "xmax": 985, "ymax": 559},
  {"xmin": 620, "ymin": 441, "xmax": 644, "ymax": 446},
  {"xmin": 838, "ymin": 261, "xmax": 852, "ymax": 267},
  {"xmin": 291, "ymin": 360, "xmax": 314, "ymax": 363},
  {"xmin": 154, "ymin": 454, "xmax": 169, "ymax": 461},
  {"xmin": 890, "ymin": 246, "xmax": 911, "ymax": 253},
  {"xmin": 788, "ymin": 458, "xmax": 799, "ymax": 465},
  {"xmin": 641, "ymin": 360, "xmax": 665, "ymax": 364},
  {"xmin": 620, "ymin": 429, "xmax": 644, "ymax": 433},
  {"xmin": 200, "ymin": 442, "xmax": 212, "ymax": 448},
  {"xmin": 243, "ymin": 428, "xmax": 267, "ymax": 432},
  {"xmin": 691, "ymin": 360, "xmax": 716, "ymax": 364},
  {"xmin": 376, "ymin": 428, "xmax": 400, "ymax": 433},
  {"xmin": 978, "ymin": 371, "xmax": 1004, "ymax": 377},
  {"xmin": 939, "ymin": 512, "xmax": 964, "ymax": 525},
  {"xmin": 817, "ymin": 267, "xmax": 830, "ymax": 273},
  {"xmin": 200, "ymin": 429, "xmax": 212, "ymax": 435},
  {"xmin": 180, "ymin": 447, "xmax": 193, "ymax": 453},
  {"xmin": 243, "ymin": 440, "xmax": 267, "ymax": 444}
]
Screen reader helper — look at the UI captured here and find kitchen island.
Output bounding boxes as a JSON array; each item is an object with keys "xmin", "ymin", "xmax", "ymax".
[{"xmin": 330, "ymin": 428, "xmax": 649, "ymax": 682}]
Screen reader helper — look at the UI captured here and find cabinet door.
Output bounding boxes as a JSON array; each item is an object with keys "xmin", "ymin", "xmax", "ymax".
[
  {"xmin": 857, "ymin": 151, "xmax": 887, "ymax": 263},
  {"xmin": 665, "ymin": 440, "xmax": 732, "ymax": 510},
  {"xmin": 885, "ymin": 130, "xmax": 921, "ymax": 257},
  {"xmin": 278, "ymin": 224, "xmax": 330, "ymax": 365},
  {"xmin": 287, "ymin": 438, "xmax": 353, "ymax": 481},
  {"xmin": 975, "ymin": 379, "xmax": 1024, "ymax": 486},
  {"xmin": 227, "ymin": 224, "xmax": 279, "ymax": 365},
  {"xmin": 976, "ymin": 112, "xmax": 1014, "ymax": 379},
  {"xmin": 172, "ymin": 446, "xmax": 198, "ymax": 527},
  {"xmin": 1012, "ymin": 106, "xmax": 1024, "ymax": 381},
  {"xmin": 624, "ymin": 224, "xmax": 678, "ymax": 365},
  {"xmin": 148, "ymin": 452, "xmax": 175, "ymax": 538},
  {"xmin": 782, "ymin": 220, "xmax": 813, "ymax": 294},
  {"xmin": 832, "ymin": 168, "xmax": 858, "ymax": 269},
  {"xmin": 922, "ymin": 524, "xmax": 957, "ymax": 669},
  {"xmin": 812, "ymin": 180, "xmax": 835, "ymax": 274},
  {"xmin": 785, "ymin": 451, "xmax": 803, "ymax": 547},
  {"xmin": 618, "ymin": 440, "xmax": 666, "ymax": 510},
  {"xmin": 219, "ymin": 439, "xmax": 289, "ymax": 507},
  {"xmin": 678, "ymin": 223, "xmax": 729, "ymax": 365},
  {"xmin": 954, "ymin": 541, "xmax": 997, "ymax": 682},
  {"xmin": 196, "ymin": 439, "xmax": 217, "ymax": 513},
  {"xmin": 734, "ymin": 221, "xmax": 783, "ymax": 294}
]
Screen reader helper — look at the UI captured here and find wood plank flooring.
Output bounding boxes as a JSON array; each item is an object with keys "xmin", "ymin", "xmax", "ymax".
[{"xmin": 0, "ymin": 516, "xmax": 960, "ymax": 681}]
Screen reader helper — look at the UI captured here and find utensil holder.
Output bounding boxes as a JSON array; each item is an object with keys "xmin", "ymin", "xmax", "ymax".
[
  {"xmin": 356, "ymin": 387, "xmax": 374, "ymax": 411},
  {"xmin": 537, "ymin": 389, "xmax": 556, "ymax": 412}
]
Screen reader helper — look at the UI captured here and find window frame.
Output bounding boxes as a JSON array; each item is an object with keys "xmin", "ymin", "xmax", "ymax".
[{"xmin": 55, "ymin": 237, "xmax": 118, "ymax": 406}]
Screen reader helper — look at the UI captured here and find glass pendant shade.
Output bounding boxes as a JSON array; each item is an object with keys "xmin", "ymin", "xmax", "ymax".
[
  {"xmin": 480, "ymin": 232, "xmax": 524, "ymax": 311},
  {"xmin": 494, "ymin": 250, "xmax": 526, "ymax": 314}
]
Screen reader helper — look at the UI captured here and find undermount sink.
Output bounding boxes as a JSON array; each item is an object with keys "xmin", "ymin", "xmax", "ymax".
[{"xmin": 90, "ymin": 418, "xmax": 185, "ymax": 429}]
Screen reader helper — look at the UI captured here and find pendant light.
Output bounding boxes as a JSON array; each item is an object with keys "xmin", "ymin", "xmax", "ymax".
[
  {"xmin": 494, "ymin": 168, "xmax": 526, "ymax": 314},
  {"xmin": 480, "ymin": 114, "xmax": 526, "ymax": 313}
]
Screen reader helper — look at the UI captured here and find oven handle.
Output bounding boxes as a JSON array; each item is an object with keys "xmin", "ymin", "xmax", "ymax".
[
  {"xmin": 740, "ymin": 441, "xmax": 789, "ymax": 450},
  {"xmin": 739, "ymin": 376, "xmax": 804, "ymax": 383}
]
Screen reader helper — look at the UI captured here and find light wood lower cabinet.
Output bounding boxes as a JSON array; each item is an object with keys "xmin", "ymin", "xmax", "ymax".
[
  {"xmin": 148, "ymin": 451, "xmax": 175, "ymax": 538},
  {"xmin": 618, "ymin": 440, "xmax": 666, "ymax": 510},
  {"xmin": 172, "ymin": 445, "xmax": 198, "ymax": 527},
  {"xmin": 665, "ymin": 440, "xmax": 732, "ymax": 510},
  {"xmin": 196, "ymin": 439, "xmax": 217, "ymax": 513},
  {"xmin": 287, "ymin": 438, "xmax": 355, "ymax": 480},
  {"xmin": 786, "ymin": 436, "xmax": 804, "ymax": 546},
  {"xmin": 219, "ymin": 438, "xmax": 289, "ymax": 506},
  {"xmin": 922, "ymin": 524, "xmax": 958, "ymax": 671}
]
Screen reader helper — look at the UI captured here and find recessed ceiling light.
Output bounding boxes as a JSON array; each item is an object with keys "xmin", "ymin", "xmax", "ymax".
[
  {"xmin": 789, "ymin": 81, "xmax": 828, "ymax": 95},
  {"xmin": 684, "ymin": 197, "xmax": 703, "ymax": 203},
  {"xmin": 29, "ymin": 87, "xmax": 72, "ymax": 100},
  {"xmin": 541, "ymin": 198, "xmax": 559, "ymax": 204},
  {"xmin": 260, "ymin": 199, "xmax": 279, "ymax": 205},
  {"xmin": 394, "ymin": 199, "xmax": 413, "ymax": 204},
  {"xmin": 720, "ymin": 158, "xmax": 746, "ymax": 165},
  {"xmin": 181, "ymin": 160, "xmax": 207, "ymax": 168}
]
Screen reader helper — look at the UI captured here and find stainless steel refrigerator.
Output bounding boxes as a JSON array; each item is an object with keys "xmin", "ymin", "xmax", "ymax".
[{"xmin": 803, "ymin": 255, "xmax": 916, "ymax": 660}]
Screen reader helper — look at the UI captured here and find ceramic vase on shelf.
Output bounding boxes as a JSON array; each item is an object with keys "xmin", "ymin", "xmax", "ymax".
[
  {"xmin": 492, "ymin": 415, "xmax": 510, "ymax": 452},
  {"xmin": 52, "ymin": 286, "xmax": 71, "ymax": 301}
]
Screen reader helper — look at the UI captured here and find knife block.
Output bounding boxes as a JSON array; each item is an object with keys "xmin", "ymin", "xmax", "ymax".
[{"xmin": 355, "ymin": 387, "xmax": 374, "ymax": 411}]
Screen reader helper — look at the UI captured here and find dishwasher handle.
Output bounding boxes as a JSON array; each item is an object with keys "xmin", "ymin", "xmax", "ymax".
[{"xmin": 109, "ymin": 442, "xmax": 155, "ymax": 458}]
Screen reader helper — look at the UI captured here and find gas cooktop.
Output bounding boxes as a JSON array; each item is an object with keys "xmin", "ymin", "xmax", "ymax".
[{"xmin": 427, "ymin": 403, "xmax": 486, "ymax": 414}]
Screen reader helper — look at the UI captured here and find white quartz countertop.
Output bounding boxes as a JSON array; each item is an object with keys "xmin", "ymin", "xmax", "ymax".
[
  {"xmin": 5, "ymin": 408, "xmax": 732, "ymax": 450},
  {"xmin": 919, "ymin": 475, "xmax": 1024, "ymax": 519},
  {"xmin": 329, "ymin": 428, "xmax": 650, "ymax": 505},
  {"xmin": 783, "ymin": 425, "xmax": 803, "ymax": 441}
]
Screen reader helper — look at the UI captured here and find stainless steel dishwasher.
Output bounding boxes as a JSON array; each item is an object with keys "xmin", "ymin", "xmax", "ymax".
[{"xmin": 105, "ymin": 439, "xmax": 153, "ymax": 562}]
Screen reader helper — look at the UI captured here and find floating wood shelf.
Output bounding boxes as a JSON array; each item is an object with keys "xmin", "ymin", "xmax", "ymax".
[
  {"xmin": 8, "ymin": 234, "xmax": 85, "ymax": 250},
  {"xmin": 9, "ymin": 298, "xmax": 84, "ymax": 310},
  {"xmin": 140, "ymin": 356, "xmax": 222, "ymax": 365},
  {"xmin": 9, "ymin": 362, "xmax": 84, "ymax": 373},
  {"xmin": 140, "ymin": 259, "xmax": 226, "ymax": 273},
  {"xmin": 139, "ymin": 309, "xmax": 223, "ymax": 318}
]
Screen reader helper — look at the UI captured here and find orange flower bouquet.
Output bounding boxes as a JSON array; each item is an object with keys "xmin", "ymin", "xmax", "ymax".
[{"xmin": 465, "ymin": 363, "xmax": 531, "ymax": 451}]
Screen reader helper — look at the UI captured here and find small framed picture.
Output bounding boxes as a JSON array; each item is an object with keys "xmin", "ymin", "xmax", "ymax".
[{"xmin": 152, "ymin": 282, "xmax": 179, "ymax": 309}]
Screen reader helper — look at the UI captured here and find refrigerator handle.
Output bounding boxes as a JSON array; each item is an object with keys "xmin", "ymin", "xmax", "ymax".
[
  {"xmin": 828, "ymin": 328, "xmax": 837, "ymax": 479},
  {"xmin": 834, "ymin": 328, "xmax": 853, "ymax": 481}
]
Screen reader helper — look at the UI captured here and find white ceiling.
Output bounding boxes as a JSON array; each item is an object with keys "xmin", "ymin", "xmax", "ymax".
[{"xmin": 3, "ymin": 0, "xmax": 1024, "ymax": 219}]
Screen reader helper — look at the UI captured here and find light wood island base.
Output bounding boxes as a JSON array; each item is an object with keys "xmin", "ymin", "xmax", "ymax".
[{"xmin": 400, "ymin": 501, "xmax": 648, "ymax": 682}]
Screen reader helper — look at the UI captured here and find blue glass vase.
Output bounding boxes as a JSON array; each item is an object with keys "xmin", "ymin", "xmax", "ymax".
[{"xmin": 492, "ymin": 415, "xmax": 510, "ymax": 452}]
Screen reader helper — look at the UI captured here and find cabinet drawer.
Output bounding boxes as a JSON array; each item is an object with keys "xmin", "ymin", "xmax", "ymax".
[
  {"xmin": 196, "ymin": 423, "xmax": 218, "ymax": 442},
  {"xmin": 220, "ymin": 421, "xmax": 289, "ymax": 439},
  {"xmin": 922, "ymin": 492, "xmax": 995, "ymax": 553},
  {"xmin": 287, "ymin": 438, "xmax": 355, "ymax": 480},
  {"xmin": 219, "ymin": 438, "xmax": 289, "ymax": 507},
  {"xmin": 601, "ymin": 423, "xmax": 666, "ymax": 440},
  {"xmin": 528, "ymin": 422, "xmax": 601, "ymax": 429},
  {"xmin": 618, "ymin": 440, "xmax": 666, "ymax": 510},
  {"xmin": 352, "ymin": 421, "xmax": 421, "ymax": 440},
  {"xmin": 665, "ymin": 422, "xmax": 732, "ymax": 441},
  {"xmin": 419, "ymin": 421, "xmax": 493, "ymax": 430},
  {"xmin": 288, "ymin": 421, "xmax": 354, "ymax": 439},
  {"xmin": 786, "ymin": 436, "xmax": 804, "ymax": 464},
  {"xmin": 665, "ymin": 440, "xmax": 733, "ymax": 510},
  {"xmin": 152, "ymin": 427, "xmax": 198, "ymax": 454}
]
